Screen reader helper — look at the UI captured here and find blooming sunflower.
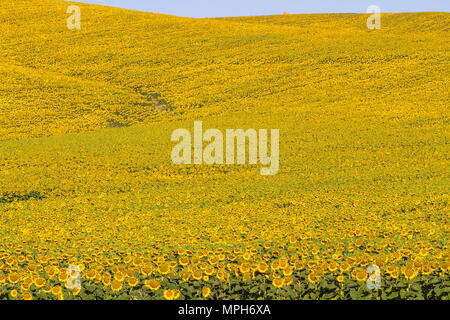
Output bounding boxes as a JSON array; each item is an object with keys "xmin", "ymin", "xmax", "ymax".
[
  {"xmin": 242, "ymin": 272, "xmax": 252, "ymax": 282},
  {"xmin": 7, "ymin": 273, "xmax": 20, "ymax": 284},
  {"xmin": 85, "ymin": 269, "xmax": 97, "ymax": 280},
  {"xmin": 111, "ymin": 280, "xmax": 123, "ymax": 292},
  {"xmin": 328, "ymin": 261, "xmax": 338, "ymax": 272},
  {"xmin": 258, "ymin": 262, "xmax": 269, "ymax": 273},
  {"xmin": 283, "ymin": 267, "xmax": 293, "ymax": 276},
  {"xmin": 403, "ymin": 267, "xmax": 419, "ymax": 281},
  {"xmin": 51, "ymin": 286, "xmax": 62, "ymax": 296},
  {"xmin": 23, "ymin": 292, "xmax": 33, "ymax": 300},
  {"xmin": 145, "ymin": 279, "xmax": 161, "ymax": 291},
  {"xmin": 355, "ymin": 269, "xmax": 368, "ymax": 282},
  {"xmin": 192, "ymin": 269, "xmax": 202, "ymax": 280},
  {"xmin": 284, "ymin": 276, "xmax": 293, "ymax": 286},
  {"xmin": 10, "ymin": 289, "xmax": 18, "ymax": 299},
  {"xmin": 163, "ymin": 289, "xmax": 175, "ymax": 300},
  {"xmin": 72, "ymin": 287, "xmax": 81, "ymax": 296},
  {"xmin": 102, "ymin": 274, "xmax": 112, "ymax": 287},
  {"xmin": 157, "ymin": 262, "xmax": 170, "ymax": 275},
  {"xmin": 128, "ymin": 277, "xmax": 138, "ymax": 287},
  {"xmin": 307, "ymin": 272, "xmax": 319, "ymax": 284},
  {"xmin": 179, "ymin": 256, "xmax": 189, "ymax": 266},
  {"xmin": 239, "ymin": 264, "xmax": 250, "ymax": 274},
  {"xmin": 272, "ymin": 278, "xmax": 284, "ymax": 288},
  {"xmin": 279, "ymin": 258, "xmax": 288, "ymax": 269},
  {"xmin": 172, "ymin": 289, "xmax": 181, "ymax": 300},
  {"xmin": 202, "ymin": 287, "xmax": 211, "ymax": 298},
  {"xmin": 339, "ymin": 262, "xmax": 351, "ymax": 272},
  {"xmin": 141, "ymin": 264, "xmax": 153, "ymax": 276},
  {"xmin": 204, "ymin": 266, "xmax": 215, "ymax": 276}
]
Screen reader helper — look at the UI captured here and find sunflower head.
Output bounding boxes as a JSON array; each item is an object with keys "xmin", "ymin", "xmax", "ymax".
[
  {"xmin": 202, "ymin": 287, "xmax": 211, "ymax": 298},
  {"xmin": 272, "ymin": 277, "xmax": 284, "ymax": 288}
]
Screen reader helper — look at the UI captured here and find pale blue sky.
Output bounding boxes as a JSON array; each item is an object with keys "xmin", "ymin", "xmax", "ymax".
[{"xmin": 70, "ymin": 0, "xmax": 450, "ymax": 18}]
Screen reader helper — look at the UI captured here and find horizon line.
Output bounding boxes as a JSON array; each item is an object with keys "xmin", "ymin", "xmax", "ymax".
[{"xmin": 65, "ymin": 1, "xmax": 449, "ymax": 19}]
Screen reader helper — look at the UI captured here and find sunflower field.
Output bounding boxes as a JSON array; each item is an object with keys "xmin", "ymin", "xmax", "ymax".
[{"xmin": 0, "ymin": 0, "xmax": 449, "ymax": 300}]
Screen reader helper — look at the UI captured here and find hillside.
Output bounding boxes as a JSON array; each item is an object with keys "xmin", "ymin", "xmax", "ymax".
[{"xmin": 0, "ymin": 0, "xmax": 448, "ymax": 140}]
